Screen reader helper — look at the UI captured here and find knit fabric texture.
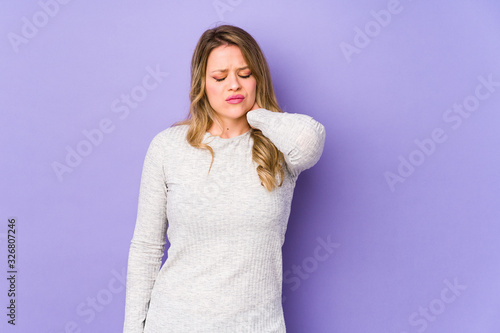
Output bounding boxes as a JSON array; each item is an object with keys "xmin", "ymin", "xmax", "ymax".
[{"xmin": 123, "ymin": 108, "xmax": 326, "ymax": 333}]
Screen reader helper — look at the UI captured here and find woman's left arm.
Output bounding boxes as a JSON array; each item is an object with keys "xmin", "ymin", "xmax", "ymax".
[{"xmin": 246, "ymin": 107, "xmax": 326, "ymax": 178}]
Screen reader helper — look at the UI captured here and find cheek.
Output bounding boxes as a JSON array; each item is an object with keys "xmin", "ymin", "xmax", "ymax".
[
  {"xmin": 243, "ymin": 78, "xmax": 256, "ymax": 95},
  {"xmin": 205, "ymin": 80, "xmax": 219, "ymax": 101},
  {"xmin": 248, "ymin": 80, "xmax": 257, "ymax": 98}
]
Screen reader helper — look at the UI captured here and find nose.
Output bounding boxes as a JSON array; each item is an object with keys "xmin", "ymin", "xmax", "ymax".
[{"xmin": 227, "ymin": 73, "xmax": 241, "ymax": 91}]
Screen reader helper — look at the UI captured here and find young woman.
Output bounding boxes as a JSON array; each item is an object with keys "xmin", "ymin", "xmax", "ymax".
[{"xmin": 123, "ymin": 24, "xmax": 326, "ymax": 333}]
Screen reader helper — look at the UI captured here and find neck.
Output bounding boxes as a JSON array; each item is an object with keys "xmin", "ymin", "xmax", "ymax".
[{"xmin": 208, "ymin": 117, "xmax": 251, "ymax": 139}]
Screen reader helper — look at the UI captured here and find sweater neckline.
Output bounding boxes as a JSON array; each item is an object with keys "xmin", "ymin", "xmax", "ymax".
[{"xmin": 204, "ymin": 129, "xmax": 252, "ymax": 141}]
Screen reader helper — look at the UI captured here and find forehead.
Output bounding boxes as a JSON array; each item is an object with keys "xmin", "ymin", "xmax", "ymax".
[{"xmin": 206, "ymin": 44, "xmax": 247, "ymax": 69}]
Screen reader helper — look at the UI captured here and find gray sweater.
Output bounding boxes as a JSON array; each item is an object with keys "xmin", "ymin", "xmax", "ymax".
[{"xmin": 123, "ymin": 108, "xmax": 326, "ymax": 332}]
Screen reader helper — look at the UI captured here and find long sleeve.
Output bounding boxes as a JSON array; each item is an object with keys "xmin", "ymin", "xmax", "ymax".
[
  {"xmin": 123, "ymin": 133, "xmax": 169, "ymax": 333},
  {"xmin": 246, "ymin": 108, "xmax": 326, "ymax": 178}
]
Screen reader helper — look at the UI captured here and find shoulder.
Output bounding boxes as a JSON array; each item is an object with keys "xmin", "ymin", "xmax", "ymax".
[
  {"xmin": 150, "ymin": 124, "xmax": 189, "ymax": 146},
  {"xmin": 142, "ymin": 124, "xmax": 189, "ymax": 162}
]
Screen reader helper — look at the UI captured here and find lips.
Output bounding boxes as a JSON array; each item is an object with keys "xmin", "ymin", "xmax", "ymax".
[
  {"xmin": 226, "ymin": 94, "xmax": 245, "ymax": 104},
  {"xmin": 226, "ymin": 94, "xmax": 245, "ymax": 101}
]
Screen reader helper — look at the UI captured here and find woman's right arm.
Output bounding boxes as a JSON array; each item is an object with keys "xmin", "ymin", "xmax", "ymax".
[{"xmin": 123, "ymin": 132, "xmax": 169, "ymax": 333}]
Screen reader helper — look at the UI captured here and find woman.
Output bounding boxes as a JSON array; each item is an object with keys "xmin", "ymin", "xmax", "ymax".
[{"xmin": 123, "ymin": 24, "xmax": 326, "ymax": 332}]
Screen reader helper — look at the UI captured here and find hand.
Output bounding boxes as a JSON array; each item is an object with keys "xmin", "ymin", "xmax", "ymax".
[{"xmin": 247, "ymin": 101, "xmax": 261, "ymax": 129}]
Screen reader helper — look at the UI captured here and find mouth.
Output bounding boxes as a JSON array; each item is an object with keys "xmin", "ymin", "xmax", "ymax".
[{"xmin": 226, "ymin": 94, "xmax": 245, "ymax": 104}]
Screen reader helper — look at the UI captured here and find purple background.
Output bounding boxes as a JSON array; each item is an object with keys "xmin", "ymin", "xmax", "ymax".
[{"xmin": 1, "ymin": 1, "xmax": 500, "ymax": 332}]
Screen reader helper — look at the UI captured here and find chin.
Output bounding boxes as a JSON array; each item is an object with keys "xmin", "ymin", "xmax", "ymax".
[{"xmin": 222, "ymin": 104, "xmax": 248, "ymax": 114}]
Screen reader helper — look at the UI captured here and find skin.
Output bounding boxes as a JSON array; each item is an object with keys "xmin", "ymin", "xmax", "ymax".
[{"xmin": 205, "ymin": 44, "xmax": 260, "ymax": 139}]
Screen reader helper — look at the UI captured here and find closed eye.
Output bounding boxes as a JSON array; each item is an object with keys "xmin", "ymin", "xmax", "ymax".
[{"xmin": 214, "ymin": 73, "xmax": 252, "ymax": 82}]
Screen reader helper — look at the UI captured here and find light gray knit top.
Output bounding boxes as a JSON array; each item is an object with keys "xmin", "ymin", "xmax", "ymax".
[{"xmin": 123, "ymin": 108, "xmax": 325, "ymax": 333}]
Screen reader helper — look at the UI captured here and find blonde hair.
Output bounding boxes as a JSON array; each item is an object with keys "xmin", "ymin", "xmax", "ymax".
[{"xmin": 173, "ymin": 24, "xmax": 285, "ymax": 191}]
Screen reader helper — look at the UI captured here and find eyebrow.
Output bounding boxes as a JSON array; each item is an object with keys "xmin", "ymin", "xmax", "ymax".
[{"xmin": 209, "ymin": 66, "xmax": 250, "ymax": 74}]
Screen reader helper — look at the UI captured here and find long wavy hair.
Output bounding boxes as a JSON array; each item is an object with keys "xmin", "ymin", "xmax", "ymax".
[{"xmin": 173, "ymin": 24, "xmax": 285, "ymax": 191}]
